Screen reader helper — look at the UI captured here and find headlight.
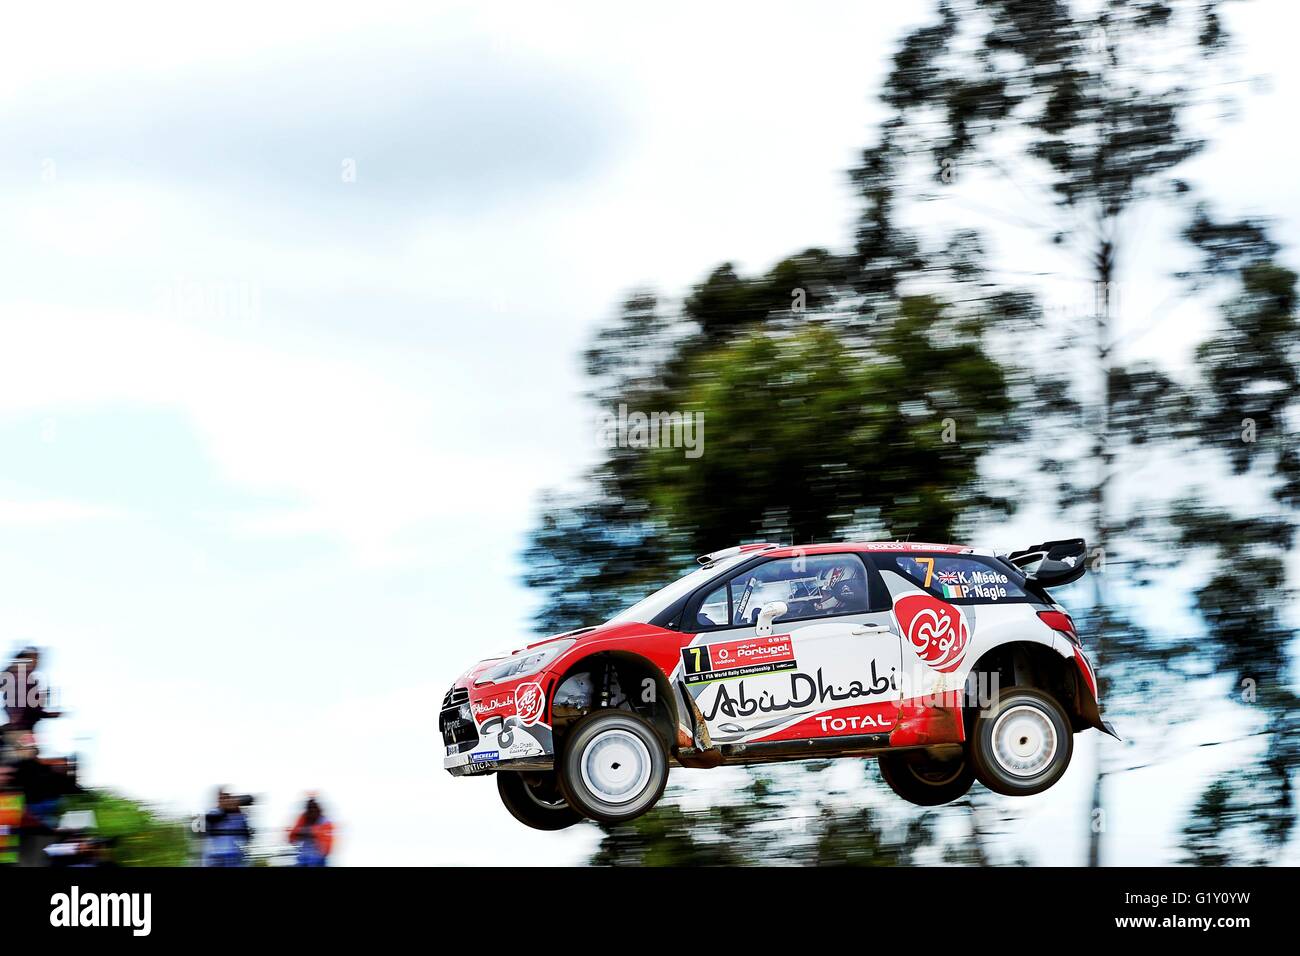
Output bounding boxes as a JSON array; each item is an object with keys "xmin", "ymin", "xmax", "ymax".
[{"xmin": 474, "ymin": 639, "xmax": 574, "ymax": 685}]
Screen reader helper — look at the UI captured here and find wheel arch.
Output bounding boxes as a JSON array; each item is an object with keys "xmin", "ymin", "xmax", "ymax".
[
  {"xmin": 963, "ymin": 639, "xmax": 1096, "ymax": 735},
  {"xmin": 547, "ymin": 650, "xmax": 680, "ymax": 754}
]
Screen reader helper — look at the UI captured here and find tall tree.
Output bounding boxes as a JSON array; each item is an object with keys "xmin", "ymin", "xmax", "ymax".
[
  {"xmin": 525, "ymin": 255, "xmax": 1023, "ymax": 634},
  {"xmin": 861, "ymin": 0, "xmax": 1239, "ymax": 864},
  {"xmin": 1174, "ymin": 216, "xmax": 1299, "ymax": 864}
]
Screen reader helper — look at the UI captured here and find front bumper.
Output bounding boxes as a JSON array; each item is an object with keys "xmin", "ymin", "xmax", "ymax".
[
  {"xmin": 444, "ymin": 748, "xmax": 555, "ymax": 776},
  {"xmin": 439, "ymin": 681, "xmax": 556, "ymax": 776}
]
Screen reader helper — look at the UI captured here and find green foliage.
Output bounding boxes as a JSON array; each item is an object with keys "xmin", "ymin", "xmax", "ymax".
[
  {"xmin": 63, "ymin": 790, "xmax": 191, "ymax": 867},
  {"xmin": 1193, "ymin": 262, "xmax": 1300, "ymax": 481},
  {"xmin": 1171, "ymin": 240, "xmax": 1300, "ymax": 865},
  {"xmin": 1180, "ymin": 779, "xmax": 1234, "ymax": 866},
  {"xmin": 646, "ymin": 300, "xmax": 1012, "ymax": 552},
  {"xmin": 526, "ymin": 283, "xmax": 1020, "ymax": 635},
  {"xmin": 877, "ymin": 0, "xmax": 1223, "ymax": 215}
]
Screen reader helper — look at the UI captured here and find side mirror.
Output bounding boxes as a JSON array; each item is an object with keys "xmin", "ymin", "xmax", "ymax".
[{"xmin": 755, "ymin": 601, "xmax": 788, "ymax": 637}]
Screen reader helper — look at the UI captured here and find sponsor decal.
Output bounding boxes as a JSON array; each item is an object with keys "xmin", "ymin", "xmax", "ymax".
[
  {"xmin": 472, "ymin": 681, "xmax": 548, "ymax": 727},
  {"xmin": 470, "ymin": 750, "xmax": 499, "ymax": 763},
  {"xmin": 515, "ymin": 681, "xmax": 546, "ymax": 726},
  {"xmin": 472, "ymin": 692, "xmax": 516, "ymax": 721},
  {"xmin": 701, "ymin": 663, "xmax": 896, "ymax": 721},
  {"xmin": 734, "ymin": 578, "xmax": 755, "ymax": 623},
  {"xmin": 942, "ymin": 567, "xmax": 1011, "ymax": 601},
  {"xmin": 893, "ymin": 592, "xmax": 970, "ymax": 673},
  {"xmin": 914, "ymin": 556, "xmax": 935, "ymax": 587},
  {"xmin": 504, "ymin": 739, "xmax": 543, "ymax": 758},
  {"xmin": 865, "ymin": 542, "xmax": 965, "ymax": 552},
  {"xmin": 816, "ymin": 710, "xmax": 892, "ymax": 733},
  {"xmin": 682, "ymin": 635, "xmax": 797, "ymax": 685},
  {"xmin": 754, "ymin": 701, "xmax": 898, "ymax": 742},
  {"xmin": 900, "ymin": 558, "xmax": 1013, "ymax": 601}
]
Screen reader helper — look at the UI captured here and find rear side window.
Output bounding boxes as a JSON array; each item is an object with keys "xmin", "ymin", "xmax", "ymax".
[{"xmin": 889, "ymin": 555, "xmax": 1026, "ymax": 604}]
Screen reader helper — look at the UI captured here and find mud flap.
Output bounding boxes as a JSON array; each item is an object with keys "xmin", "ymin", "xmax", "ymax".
[
  {"xmin": 1053, "ymin": 640, "xmax": 1119, "ymax": 739},
  {"xmin": 674, "ymin": 679, "xmax": 725, "ymax": 768},
  {"xmin": 1071, "ymin": 648, "xmax": 1120, "ymax": 739}
]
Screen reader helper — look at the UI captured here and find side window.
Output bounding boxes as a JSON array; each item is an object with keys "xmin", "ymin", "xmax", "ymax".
[
  {"xmin": 892, "ymin": 555, "xmax": 1026, "ymax": 603},
  {"xmin": 723, "ymin": 554, "xmax": 882, "ymax": 626},
  {"xmin": 694, "ymin": 584, "xmax": 730, "ymax": 629}
]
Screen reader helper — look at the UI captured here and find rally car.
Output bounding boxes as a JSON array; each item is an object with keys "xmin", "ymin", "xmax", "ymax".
[{"xmin": 440, "ymin": 539, "xmax": 1115, "ymax": 830}]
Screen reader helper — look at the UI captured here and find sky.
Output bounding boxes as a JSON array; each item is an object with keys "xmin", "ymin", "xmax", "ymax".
[{"xmin": 1, "ymin": 0, "xmax": 1296, "ymax": 865}]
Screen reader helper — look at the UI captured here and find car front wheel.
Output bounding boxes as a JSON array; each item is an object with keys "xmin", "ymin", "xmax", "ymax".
[
  {"xmin": 878, "ymin": 750, "xmax": 975, "ymax": 806},
  {"xmin": 970, "ymin": 687, "xmax": 1073, "ymax": 796},
  {"xmin": 558, "ymin": 711, "xmax": 668, "ymax": 823},
  {"xmin": 497, "ymin": 771, "xmax": 583, "ymax": 831}
]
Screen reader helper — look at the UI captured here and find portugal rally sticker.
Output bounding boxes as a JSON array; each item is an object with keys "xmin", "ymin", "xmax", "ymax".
[{"xmin": 681, "ymin": 634, "xmax": 797, "ymax": 684}]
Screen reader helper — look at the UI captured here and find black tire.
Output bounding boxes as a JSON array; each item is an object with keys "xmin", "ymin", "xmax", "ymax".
[
  {"xmin": 970, "ymin": 687, "xmax": 1073, "ymax": 796},
  {"xmin": 878, "ymin": 750, "xmax": 975, "ymax": 806},
  {"xmin": 557, "ymin": 710, "xmax": 668, "ymax": 823},
  {"xmin": 496, "ymin": 771, "xmax": 583, "ymax": 831}
]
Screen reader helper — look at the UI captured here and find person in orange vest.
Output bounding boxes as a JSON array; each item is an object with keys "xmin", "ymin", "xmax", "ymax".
[{"xmin": 287, "ymin": 795, "xmax": 334, "ymax": 866}]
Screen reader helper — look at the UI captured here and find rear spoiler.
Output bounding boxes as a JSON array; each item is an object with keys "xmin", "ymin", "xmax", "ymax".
[{"xmin": 1003, "ymin": 538, "xmax": 1088, "ymax": 588}]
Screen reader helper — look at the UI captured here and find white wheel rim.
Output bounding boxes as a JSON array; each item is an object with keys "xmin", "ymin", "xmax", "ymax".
[
  {"xmin": 991, "ymin": 704, "xmax": 1057, "ymax": 778},
  {"xmin": 580, "ymin": 728, "xmax": 653, "ymax": 805}
]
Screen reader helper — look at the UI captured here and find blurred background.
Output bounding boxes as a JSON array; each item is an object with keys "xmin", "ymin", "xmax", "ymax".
[{"xmin": 1, "ymin": 0, "xmax": 1297, "ymax": 865}]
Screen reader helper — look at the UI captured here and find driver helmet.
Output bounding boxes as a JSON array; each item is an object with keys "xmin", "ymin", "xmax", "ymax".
[{"xmin": 815, "ymin": 562, "xmax": 864, "ymax": 610}]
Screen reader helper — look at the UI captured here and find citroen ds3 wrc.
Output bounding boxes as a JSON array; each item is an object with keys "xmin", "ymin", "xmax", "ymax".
[{"xmin": 439, "ymin": 539, "xmax": 1115, "ymax": 830}]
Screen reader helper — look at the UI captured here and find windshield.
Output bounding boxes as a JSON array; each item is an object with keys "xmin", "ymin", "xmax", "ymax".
[{"xmin": 607, "ymin": 553, "xmax": 752, "ymax": 625}]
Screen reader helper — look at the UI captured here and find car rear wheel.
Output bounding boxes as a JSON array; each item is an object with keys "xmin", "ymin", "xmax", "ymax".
[
  {"xmin": 558, "ymin": 711, "xmax": 668, "ymax": 823},
  {"xmin": 970, "ymin": 687, "xmax": 1073, "ymax": 796},
  {"xmin": 496, "ymin": 771, "xmax": 583, "ymax": 831},
  {"xmin": 878, "ymin": 750, "xmax": 975, "ymax": 806}
]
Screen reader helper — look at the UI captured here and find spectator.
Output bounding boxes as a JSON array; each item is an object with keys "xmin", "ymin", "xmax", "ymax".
[
  {"xmin": 0, "ymin": 765, "xmax": 22, "ymax": 866},
  {"xmin": 202, "ymin": 788, "xmax": 254, "ymax": 867},
  {"xmin": 287, "ymin": 795, "xmax": 334, "ymax": 867},
  {"xmin": 2, "ymin": 647, "xmax": 61, "ymax": 740}
]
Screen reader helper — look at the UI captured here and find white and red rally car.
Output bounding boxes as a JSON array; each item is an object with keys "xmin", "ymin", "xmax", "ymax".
[{"xmin": 440, "ymin": 539, "xmax": 1115, "ymax": 830}]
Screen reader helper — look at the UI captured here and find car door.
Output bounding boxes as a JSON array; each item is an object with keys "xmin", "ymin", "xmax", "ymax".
[{"xmin": 680, "ymin": 553, "xmax": 902, "ymax": 745}]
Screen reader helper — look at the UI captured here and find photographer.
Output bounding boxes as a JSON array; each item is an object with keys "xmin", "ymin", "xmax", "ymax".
[
  {"xmin": 202, "ymin": 788, "xmax": 254, "ymax": 867},
  {"xmin": 287, "ymin": 795, "xmax": 334, "ymax": 867}
]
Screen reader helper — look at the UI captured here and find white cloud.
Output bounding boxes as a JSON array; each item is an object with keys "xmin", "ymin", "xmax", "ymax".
[
  {"xmin": 0, "ymin": 302, "xmax": 557, "ymax": 564},
  {"xmin": 0, "ymin": 498, "xmax": 121, "ymax": 527}
]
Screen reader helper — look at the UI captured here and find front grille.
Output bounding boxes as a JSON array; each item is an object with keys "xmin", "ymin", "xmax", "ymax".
[{"xmin": 439, "ymin": 687, "xmax": 478, "ymax": 755}]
